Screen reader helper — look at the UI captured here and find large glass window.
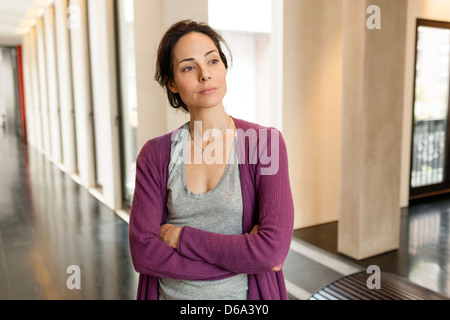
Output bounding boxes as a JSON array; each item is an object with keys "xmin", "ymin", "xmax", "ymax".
[
  {"xmin": 116, "ymin": 0, "xmax": 138, "ymax": 207},
  {"xmin": 410, "ymin": 19, "xmax": 450, "ymax": 198}
]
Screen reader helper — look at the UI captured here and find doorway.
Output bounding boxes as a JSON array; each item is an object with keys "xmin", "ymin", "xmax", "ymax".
[{"xmin": 410, "ymin": 19, "xmax": 450, "ymax": 200}]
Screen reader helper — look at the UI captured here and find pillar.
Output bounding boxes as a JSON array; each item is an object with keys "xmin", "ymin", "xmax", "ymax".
[{"xmin": 338, "ymin": 0, "xmax": 408, "ymax": 260}]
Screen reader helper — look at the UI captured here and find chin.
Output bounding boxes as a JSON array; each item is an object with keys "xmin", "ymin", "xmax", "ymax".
[{"xmin": 197, "ymin": 96, "xmax": 226, "ymax": 109}]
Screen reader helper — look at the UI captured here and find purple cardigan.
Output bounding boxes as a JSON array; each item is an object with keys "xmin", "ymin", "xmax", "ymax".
[{"xmin": 129, "ymin": 116, "xmax": 295, "ymax": 300}]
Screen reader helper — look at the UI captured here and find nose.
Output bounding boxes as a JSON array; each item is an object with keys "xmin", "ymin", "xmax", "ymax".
[{"xmin": 199, "ymin": 65, "xmax": 211, "ymax": 82}]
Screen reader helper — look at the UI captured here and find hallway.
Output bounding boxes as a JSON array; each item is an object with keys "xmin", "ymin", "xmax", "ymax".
[
  {"xmin": 1, "ymin": 129, "xmax": 449, "ymax": 300},
  {"xmin": 0, "ymin": 130, "xmax": 138, "ymax": 299}
]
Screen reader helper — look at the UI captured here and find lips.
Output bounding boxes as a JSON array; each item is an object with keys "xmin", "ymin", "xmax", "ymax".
[{"xmin": 199, "ymin": 87, "xmax": 217, "ymax": 95}]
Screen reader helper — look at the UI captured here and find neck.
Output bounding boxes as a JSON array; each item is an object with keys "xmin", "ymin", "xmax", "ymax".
[{"xmin": 188, "ymin": 104, "xmax": 232, "ymax": 141}]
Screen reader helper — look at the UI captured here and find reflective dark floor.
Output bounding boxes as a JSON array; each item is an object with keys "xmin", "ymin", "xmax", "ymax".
[
  {"xmin": 0, "ymin": 130, "xmax": 138, "ymax": 299},
  {"xmin": 294, "ymin": 196, "xmax": 450, "ymax": 297}
]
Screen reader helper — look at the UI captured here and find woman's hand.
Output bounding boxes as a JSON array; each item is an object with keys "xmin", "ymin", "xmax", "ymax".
[
  {"xmin": 249, "ymin": 224, "xmax": 260, "ymax": 235},
  {"xmin": 249, "ymin": 225, "xmax": 282, "ymax": 272},
  {"xmin": 159, "ymin": 224, "xmax": 182, "ymax": 249}
]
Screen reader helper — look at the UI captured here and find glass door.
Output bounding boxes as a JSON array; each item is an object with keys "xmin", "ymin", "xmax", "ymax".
[{"xmin": 410, "ymin": 19, "xmax": 450, "ymax": 199}]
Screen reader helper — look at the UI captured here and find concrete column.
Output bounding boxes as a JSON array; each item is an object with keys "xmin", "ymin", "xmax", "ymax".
[{"xmin": 338, "ymin": 0, "xmax": 407, "ymax": 260}]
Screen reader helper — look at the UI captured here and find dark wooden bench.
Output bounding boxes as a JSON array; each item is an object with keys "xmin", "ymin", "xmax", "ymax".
[{"xmin": 308, "ymin": 271, "xmax": 449, "ymax": 300}]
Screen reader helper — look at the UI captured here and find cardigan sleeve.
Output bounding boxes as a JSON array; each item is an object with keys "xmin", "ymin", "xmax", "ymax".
[
  {"xmin": 176, "ymin": 129, "xmax": 295, "ymax": 274},
  {"xmin": 128, "ymin": 146, "xmax": 236, "ymax": 280}
]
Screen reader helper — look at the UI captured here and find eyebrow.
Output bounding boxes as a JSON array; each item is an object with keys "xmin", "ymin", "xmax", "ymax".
[{"xmin": 177, "ymin": 50, "xmax": 218, "ymax": 65}]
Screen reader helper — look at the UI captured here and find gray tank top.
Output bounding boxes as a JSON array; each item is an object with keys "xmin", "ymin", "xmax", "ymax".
[{"xmin": 159, "ymin": 122, "xmax": 248, "ymax": 300}]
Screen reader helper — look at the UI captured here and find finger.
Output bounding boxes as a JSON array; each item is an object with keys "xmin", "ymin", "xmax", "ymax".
[
  {"xmin": 272, "ymin": 264, "xmax": 282, "ymax": 272},
  {"xmin": 249, "ymin": 224, "xmax": 260, "ymax": 235}
]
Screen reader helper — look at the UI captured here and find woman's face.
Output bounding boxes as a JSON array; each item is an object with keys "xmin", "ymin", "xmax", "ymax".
[{"xmin": 169, "ymin": 32, "xmax": 227, "ymax": 111}]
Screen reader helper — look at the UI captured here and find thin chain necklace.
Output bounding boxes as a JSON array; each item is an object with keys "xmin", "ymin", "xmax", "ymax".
[{"xmin": 189, "ymin": 116, "xmax": 231, "ymax": 153}]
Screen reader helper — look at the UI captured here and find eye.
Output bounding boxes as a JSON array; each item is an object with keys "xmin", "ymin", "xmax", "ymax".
[
  {"xmin": 182, "ymin": 66, "xmax": 195, "ymax": 72},
  {"xmin": 210, "ymin": 59, "xmax": 219, "ymax": 65}
]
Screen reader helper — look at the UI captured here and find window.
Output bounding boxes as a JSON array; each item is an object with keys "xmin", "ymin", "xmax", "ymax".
[
  {"xmin": 116, "ymin": 0, "xmax": 138, "ymax": 207},
  {"xmin": 208, "ymin": 0, "xmax": 283, "ymax": 130},
  {"xmin": 410, "ymin": 19, "xmax": 450, "ymax": 199}
]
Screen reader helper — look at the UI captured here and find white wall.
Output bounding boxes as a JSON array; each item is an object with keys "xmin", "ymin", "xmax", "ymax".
[{"xmin": 283, "ymin": 0, "xmax": 343, "ymax": 229}]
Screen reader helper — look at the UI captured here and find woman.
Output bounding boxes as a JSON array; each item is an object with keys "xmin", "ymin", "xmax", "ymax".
[{"xmin": 129, "ymin": 20, "xmax": 294, "ymax": 300}]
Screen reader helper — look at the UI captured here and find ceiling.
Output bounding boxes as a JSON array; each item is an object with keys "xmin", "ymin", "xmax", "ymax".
[{"xmin": 0, "ymin": 0, "xmax": 34, "ymax": 46}]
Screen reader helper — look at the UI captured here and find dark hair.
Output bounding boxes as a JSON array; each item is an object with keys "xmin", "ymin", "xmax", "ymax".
[{"xmin": 154, "ymin": 20, "xmax": 232, "ymax": 112}]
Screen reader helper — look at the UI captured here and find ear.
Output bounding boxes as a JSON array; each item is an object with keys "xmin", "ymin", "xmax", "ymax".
[{"xmin": 168, "ymin": 80, "xmax": 178, "ymax": 94}]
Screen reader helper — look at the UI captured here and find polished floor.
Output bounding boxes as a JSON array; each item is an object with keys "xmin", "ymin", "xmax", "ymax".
[
  {"xmin": 292, "ymin": 197, "xmax": 450, "ymax": 299},
  {"xmin": 0, "ymin": 130, "xmax": 138, "ymax": 299},
  {"xmin": 1, "ymin": 128, "xmax": 449, "ymax": 299}
]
